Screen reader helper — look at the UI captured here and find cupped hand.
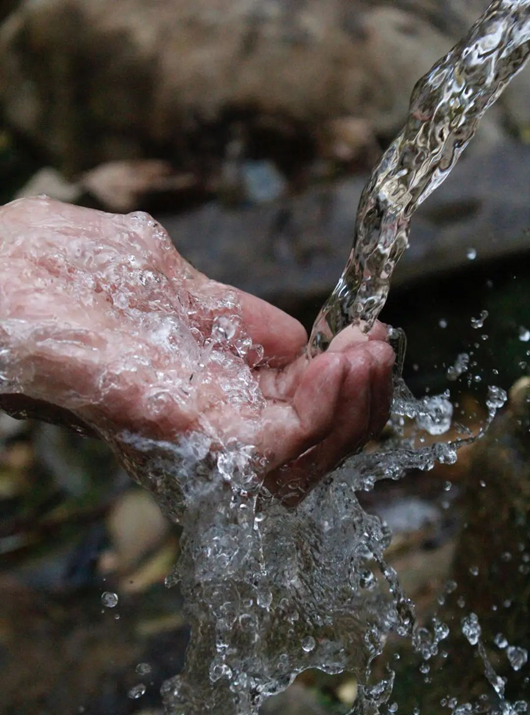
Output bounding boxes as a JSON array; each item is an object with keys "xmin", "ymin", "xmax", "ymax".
[{"xmin": 0, "ymin": 197, "xmax": 394, "ymax": 502}]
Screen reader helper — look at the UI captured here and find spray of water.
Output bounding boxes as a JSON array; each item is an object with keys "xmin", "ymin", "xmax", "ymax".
[
  {"xmin": 151, "ymin": 1, "xmax": 527, "ymax": 711},
  {"xmin": 1, "ymin": 2, "xmax": 528, "ymax": 714}
]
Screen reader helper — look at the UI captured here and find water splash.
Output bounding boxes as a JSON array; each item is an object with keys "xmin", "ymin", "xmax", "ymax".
[
  {"xmin": 0, "ymin": 3, "xmax": 527, "ymax": 715},
  {"xmin": 309, "ymin": 0, "xmax": 530, "ymax": 354}
]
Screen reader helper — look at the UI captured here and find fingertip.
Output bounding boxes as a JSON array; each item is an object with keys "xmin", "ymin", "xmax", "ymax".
[
  {"xmin": 294, "ymin": 350, "xmax": 347, "ymax": 435},
  {"xmin": 363, "ymin": 339, "xmax": 396, "ymax": 371},
  {"xmin": 238, "ymin": 291, "xmax": 308, "ymax": 367},
  {"xmin": 328, "ymin": 325, "xmax": 369, "ymax": 352},
  {"xmin": 367, "ymin": 321, "xmax": 390, "ymax": 342}
]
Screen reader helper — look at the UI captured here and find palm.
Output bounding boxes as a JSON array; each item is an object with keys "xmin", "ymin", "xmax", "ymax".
[{"xmin": 0, "ymin": 197, "xmax": 394, "ymax": 500}]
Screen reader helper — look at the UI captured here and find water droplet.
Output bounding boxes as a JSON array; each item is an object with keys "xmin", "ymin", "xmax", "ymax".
[
  {"xmin": 101, "ymin": 591, "xmax": 119, "ymax": 608},
  {"xmin": 469, "ymin": 565, "xmax": 479, "ymax": 576},
  {"xmin": 507, "ymin": 646, "xmax": 528, "ymax": 671},
  {"xmin": 439, "ymin": 319, "xmax": 448, "ymax": 329},
  {"xmin": 419, "ymin": 662, "xmax": 430, "ymax": 674},
  {"xmin": 471, "ymin": 310, "xmax": 488, "ymax": 329},
  {"xmin": 433, "ymin": 620, "xmax": 450, "ymax": 642},
  {"xmin": 495, "ymin": 633, "xmax": 508, "ymax": 649},
  {"xmin": 466, "ymin": 248, "xmax": 477, "ymax": 260},
  {"xmin": 360, "ymin": 569, "xmax": 376, "ymax": 590},
  {"xmin": 519, "ymin": 327, "xmax": 530, "ymax": 342},
  {"xmin": 301, "ymin": 636, "xmax": 316, "ymax": 653},
  {"xmin": 461, "ymin": 613, "xmax": 481, "ymax": 645},
  {"xmin": 416, "ymin": 393, "xmax": 453, "ymax": 435},
  {"xmin": 486, "ymin": 385, "xmax": 507, "ymax": 412},
  {"xmin": 136, "ymin": 662, "xmax": 152, "ymax": 676},
  {"xmin": 128, "ymin": 684, "xmax": 146, "ymax": 699},
  {"xmin": 445, "ymin": 580, "xmax": 457, "ymax": 594}
]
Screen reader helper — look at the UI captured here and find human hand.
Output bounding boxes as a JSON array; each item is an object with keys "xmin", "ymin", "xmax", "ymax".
[{"xmin": 0, "ymin": 197, "xmax": 394, "ymax": 502}]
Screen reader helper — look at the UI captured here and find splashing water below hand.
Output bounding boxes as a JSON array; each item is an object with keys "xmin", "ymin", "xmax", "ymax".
[
  {"xmin": 3, "ymin": 1, "xmax": 528, "ymax": 714},
  {"xmin": 146, "ymin": 3, "xmax": 529, "ymax": 713}
]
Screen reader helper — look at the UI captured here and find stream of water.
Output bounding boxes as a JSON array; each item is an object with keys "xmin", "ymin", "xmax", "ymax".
[
  {"xmin": 309, "ymin": 0, "xmax": 530, "ymax": 354},
  {"xmin": 2, "ymin": 1, "xmax": 529, "ymax": 714}
]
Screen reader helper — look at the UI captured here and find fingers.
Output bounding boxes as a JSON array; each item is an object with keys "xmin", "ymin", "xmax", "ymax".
[
  {"xmin": 327, "ymin": 321, "xmax": 388, "ymax": 352},
  {"xmin": 233, "ymin": 289, "xmax": 308, "ymax": 368},
  {"xmin": 265, "ymin": 340, "xmax": 395, "ymax": 505},
  {"xmin": 258, "ymin": 351, "xmax": 348, "ymax": 467},
  {"xmin": 258, "ymin": 320, "xmax": 390, "ymax": 402}
]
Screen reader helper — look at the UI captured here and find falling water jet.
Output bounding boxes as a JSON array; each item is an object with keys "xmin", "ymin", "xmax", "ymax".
[{"xmin": 309, "ymin": 0, "xmax": 530, "ymax": 355}]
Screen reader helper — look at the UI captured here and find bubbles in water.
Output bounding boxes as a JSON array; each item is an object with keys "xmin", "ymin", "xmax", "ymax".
[
  {"xmin": 461, "ymin": 613, "xmax": 481, "ymax": 646},
  {"xmin": 507, "ymin": 646, "xmax": 528, "ymax": 671},
  {"xmin": 128, "ymin": 684, "xmax": 147, "ymax": 699},
  {"xmin": 101, "ymin": 591, "xmax": 119, "ymax": 608}
]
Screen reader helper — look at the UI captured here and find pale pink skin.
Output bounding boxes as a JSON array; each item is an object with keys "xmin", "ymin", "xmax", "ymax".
[{"xmin": 0, "ymin": 197, "xmax": 394, "ymax": 501}]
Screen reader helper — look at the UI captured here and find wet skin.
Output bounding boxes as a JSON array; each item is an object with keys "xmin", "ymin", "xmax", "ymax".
[{"xmin": 0, "ymin": 197, "xmax": 394, "ymax": 501}]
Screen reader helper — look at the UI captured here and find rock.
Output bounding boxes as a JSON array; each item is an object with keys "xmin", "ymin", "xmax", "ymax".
[
  {"xmin": 500, "ymin": 63, "xmax": 530, "ymax": 136},
  {"xmin": 0, "ymin": 412, "xmax": 26, "ymax": 440},
  {"xmin": 0, "ymin": 0, "xmax": 456, "ymax": 173},
  {"xmin": 154, "ymin": 139, "xmax": 530, "ymax": 318},
  {"xmin": 15, "ymin": 167, "xmax": 82, "ymax": 203},
  {"xmin": 261, "ymin": 683, "xmax": 328, "ymax": 715},
  {"xmin": 104, "ymin": 488, "xmax": 171, "ymax": 575},
  {"xmin": 318, "ymin": 116, "xmax": 377, "ymax": 163},
  {"xmin": 239, "ymin": 160, "xmax": 287, "ymax": 205},
  {"xmin": 81, "ymin": 160, "xmax": 199, "ymax": 213},
  {"xmin": 0, "ymin": 0, "xmax": 19, "ymax": 23}
]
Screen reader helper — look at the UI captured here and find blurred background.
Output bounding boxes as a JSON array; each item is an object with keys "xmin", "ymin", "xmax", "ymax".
[{"xmin": 1, "ymin": 1, "xmax": 530, "ymax": 713}]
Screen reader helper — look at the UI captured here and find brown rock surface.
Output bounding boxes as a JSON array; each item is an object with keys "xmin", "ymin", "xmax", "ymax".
[{"xmin": 0, "ymin": 0, "xmax": 455, "ymax": 173}]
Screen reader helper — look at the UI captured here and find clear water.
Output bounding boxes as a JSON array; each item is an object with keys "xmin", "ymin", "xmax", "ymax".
[
  {"xmin": 1, "ymin": 2, "xmax": 529, "ymax": 714},
  {"xmin": 152, "ymin": 1, "xmax": 528, "ymax": 712},
  {"xmin": 309, "ymin": 0, "xmax": 530, "ymax": 354}
]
